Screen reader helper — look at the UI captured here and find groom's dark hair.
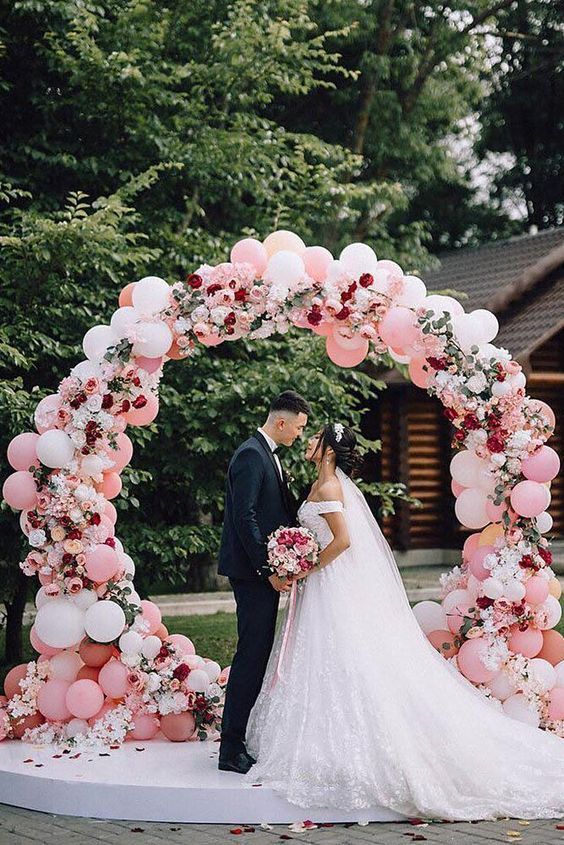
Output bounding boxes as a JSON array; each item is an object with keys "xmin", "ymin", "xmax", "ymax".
[{"xmin": 269, "ymin": 390, "xmax": 311, "ymax": 417}]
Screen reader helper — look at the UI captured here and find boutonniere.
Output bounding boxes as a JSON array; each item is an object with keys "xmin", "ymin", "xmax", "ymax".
[{"xmin": 286, "ymin": 471, "xmax": 296, "ymax": 486}]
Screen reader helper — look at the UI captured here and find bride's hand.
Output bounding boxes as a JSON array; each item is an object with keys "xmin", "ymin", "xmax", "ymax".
[{"xmin": 292, "ymin": 569, "xmax": 310, "ymax": 581}]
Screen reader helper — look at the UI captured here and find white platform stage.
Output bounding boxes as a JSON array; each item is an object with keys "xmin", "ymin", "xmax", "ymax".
[{"xmin": 0, "ymin": 736, "xmax": 407, "ymax": 824}]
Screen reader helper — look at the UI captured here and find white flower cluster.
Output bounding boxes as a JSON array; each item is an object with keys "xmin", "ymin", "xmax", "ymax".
[{"xmin": 6, "ymin": 660, "xmax": 49, "ymax": 720}]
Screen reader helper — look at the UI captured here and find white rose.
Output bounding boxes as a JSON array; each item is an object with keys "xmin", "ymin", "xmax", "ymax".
[
  {"xmin": 466, "ymin": 372, "xmax": 487, "ymax": 394},
  {"xmin": 70, "ymin": 430, "xmax": 87, "ymax": 447},
  {"xmin": 86, "ymin": 394, "xmax": 103, "ymax": 412},
  {"xmin": 29, "ymin": 529, "xmax": 47, "ymax": 548}
]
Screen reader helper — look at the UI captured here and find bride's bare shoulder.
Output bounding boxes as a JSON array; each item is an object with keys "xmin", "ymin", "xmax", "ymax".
[{"xmin": 317, "ymin": 476, "xmax": 344, "ymax": 504}]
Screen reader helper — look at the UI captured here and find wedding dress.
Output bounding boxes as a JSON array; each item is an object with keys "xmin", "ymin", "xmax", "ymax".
[{"xmin": 244, "ymin": 467, "xmax": 564, "ymax": 821}]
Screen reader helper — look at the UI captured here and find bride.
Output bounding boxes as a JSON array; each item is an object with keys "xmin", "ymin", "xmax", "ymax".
[{"xmin": 244, "ymin": 422, "xmax": 564, "ymax": 821}]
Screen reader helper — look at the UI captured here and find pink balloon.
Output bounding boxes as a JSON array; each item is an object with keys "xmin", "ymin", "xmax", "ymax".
[
  {"xmin": 510, "ymin": 480, "xmax": 550, "ymax": 518},
  {"xmin": 160, "ymin": 712, "xmax": 196, "ymax": 742},
  {"xmin": 485, "ymin": 498, "xmax": 505, "ymax": 522},
  {"xmin": 139, "ymin": 600, "xmax": 162, "ymax": 635},
  {"xmin": 199, "ymin": 333, "xmax": 224, "ymax": 347},
  {"xmin": 462, "ymin": 532, "xmax": 481, "ymax": 562},
  {"xmin": 165, "ymin": 634, "xmax": 196, "ymax": 656},
  {"xmin": 524, "ymin": 576, "xmax": 550, "ymax": 606},
  {"xmin": 529, "ymin": 399, "xmax": 556, "ymax": 430},
  {"xmin": 128, "ymin": 712, "xmax": 160, "ymax": 740},
  {"xmin": 65, "ymin": 679, "xmax": 105, "ymax": 719},
  {"xmin": 408, "ymin": 358, "xmax": 432, "ymax": 389},
  {"xmin": 522, "ymin": 446, "xmax": 560, "ymax": 483},
  {"xmin": 97, "ymin": 515, "xmax": 115, "ymax": 542},
  {"xmin": 7, "ymin": 433, "xmax": 40, "ymax": 472},
  {"xmin": 469, "ymin": 545, "xmax": 495, "ymax": 581},
  {"xmin": 446, "ymin": 602, "xmax": 472, "ymax": 634},
  {"xmin": 451, "ymin": 480, "xmax": 465, "ymax": 497},
  {"xmin": 230, "ymin": 238, "xmax": 268, "ymax": 275},
  {"xmin": 124, "ymin": 394, "xmax": 159, "ymax": 426},
  {"xmin": 106, "ymin": 432, "xmax": 133, "ymax": 473},
  {"xmin": 104, "ymin": 501, "xmax": 118, "ymax": 525},
  {"xmin": 458, "ymin": 639, "xmax": 496, "ymax": 683},
  {"xmin": 508, "ymin": 624, "xmax": 544, "ymax": 658},
  {"xmin": 30, "ymin": 625, "xmax": 62, "ymax": 657},
  {"xmin": 331, "ymin": 328, "xmax": 367, "ymax": 351},
  {"xmin": 84, "ymin": 544, "xmax": 120, "ymax": 582},
  {"xmin": 98, "ymin": 658, "xmax": 130, "ymax": 698},
  {"xmin": 548, "ymin": 688, "xmax": 564, "ymax": 720},
  {"xmin": 34, "ymin": 394, "xmax": 62, "ymax": 433},
  {"xmin": 37, "ymin": 679, "xmax": 72, "ymax": 721},
  {"xmin": 99, "ymin": 471, "xmax": 122, "ymax": 500},
  {"xmin": 378, "ymin": 307, "xmax": 418, "ymax": 348},
  {"xmin": 4, "ymin": 664, "xmax": 29, "ymax": 698},
  {"xmin": 303, "ymin": 246, "xmax": 333, "ymax": 282},
  {"xmin": 2, "ymin": 471, "xmax": 37, "ymax": 510},
  {"xmin": 312, "ymin": 321, "xmax": 334, "ymax": 337},
  {"xmin": 134, "ymin": 356, "xmax": 163, "ymax": 374},
  {"xmin": 77, "ymin": 665, "xmax": 99, "ymax": 682},
  {"xmin": 88, "ymin": 698, "xmax": 119, "ymax": 726},
  {"xmin": 376, "ymin": 259, "xmax": 403, "ymax": 277},
  {"xmin": 326, "ymin": 334, "xmax": 369, "ymax": 368}
]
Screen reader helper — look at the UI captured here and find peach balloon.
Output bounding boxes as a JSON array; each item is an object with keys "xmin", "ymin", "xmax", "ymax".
[
  {"xmin": 230, "ymin": 237, "xmax": 268, "ymax": 275},
  {"xmin": 303, "ymin": 246, "xmax": 333, "ymax": 282},
  {"xmin": 119, "ymin": 282, "xmax": 136, "ymax": 307},
  {"xmin": 106, "ymin": 433, "xmax": 133, "ymax": 472},
  {"xmin": 547, "ymin": 687, "xmax": 564, "ymax": 720},
  {"xmin": 79, "ymin": 638, "xmax": 114, "ymax": 668},
  {"xmin": 160, "ymin": 711, "xmax": 196, "ymax": 742},
  {"xmin": 529, "ymin": 399, "xmax": 556, "ymax": 430},
  {"xmin": 326, "ymin": 334, "xmax": 369, "ymax": 368},
  {"xmin": 463, "ymin": 532, "xmax": 481, "ymax": 562},
  {"xmin": 548, "ymin": 579, "xmax": 562, "ymax": 600},
  {"xmin": 408, "ymin": 358, "xmax": 432, "ymax": 389},
  {"xmin": 457, "ymin": 639, "xmax": 496, "ymax": 683},
  {"xmin": 123, "ymin": 394, "xmax": 159, "ymax": 427},
  {"xmin": 77, "ymin": 665, "xmax": 99, "ymax": 682},
  {"xmin": 154, "ymin": 623, "xmax": 169, "ymax": 640},
  {"xmin": 7, "ymin": 432, "xmax": 40, "ymax": 472},
  {"xmin": 165, "ymin": 339, "xmax": 187, "ymax": 359},
  {"xmin": 537, "ymin": 630, "xmax": 564, "ymax": 666},
  {"xmin": 508, "ymin": 625, "xmax": 544, "ymax": 658},
  {"xmin": 312, "ymin": 321, "xmax": 334, "ymax": 337},
  {"xmin": 98, "ymin": 659, "xmax": 130, "ymax": 698},
  {"xmin": 2, "ymin": 471, "xmax": 38, "ymax": 511},
  {"xmin": 104, "ymin": 501, "xmax": 118, "ymax": 525},
  {"xmin": 469, "ymin": 545, "xmax": 495, "ymax": 581},
  {"xmin": 427, "ymin": 630, "xmax": 460, "ymax": 658},
  {"xmin": 37, "ymin": 679, "xmax": 72, "ymax": 721},
  {"xmin": 4, "ymin": 664, "xmax": 29, "ymax": 698},
  {"xmin": 165, "ymin": 634, "xmax": 196, "ymax": 655},
  {"xmin": 134, "ymin": 356, "xmax": 163, "ymax": 375},
  {"xmin": 11, "ymin": 711, "xmax": 45, "ymax": 739},
  {"xmin": 88, "ymin": 698, "xmax": 119, "ymax": 726},
  {"xmin": 446, "ymin": 602, "xmax": 472, "ymax": 634},
  {"xmin": 263, "ymin": 230, "xmax": 306, "ymax": 257},
  {"xmin": 524, "ymin": 576, "xmax": 550, "ymax": 606},
  {"xmin": 128, "ymin": 712, "xmax": 161, "ymax": 741},
  {"xmin": 99, "ymin": 472, "xmax": 123, "ymax": 500},
  {"xmin": 139, "ymin": 600, "xmax": 162, "ymax": 635},
  {"xmin": 479, "ymin": 523, "xmax": 503, "ymax": 546},
  {"xmin": 65, "ymin": 679, "xmax": 105, "ymax": 719}
]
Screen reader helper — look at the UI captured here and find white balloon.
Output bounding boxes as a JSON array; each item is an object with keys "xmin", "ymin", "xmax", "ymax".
[
  {"xmin": 442, "ymin": 589, "xmax": 472, "ymax": 614},
  {"xmin": 483, "ymin": 577, "xmax": 504, "ymax": 600},
  {"xmin": 80, "ymin": 454, "xmax": 104, "ymax": 477},
  {"xmin": 471, "ymin": 309, "xmax": 499, "ymax": 343},
  {"xmin": 128, "ymin": 590, "xmax": 142, "ymax": 609},
  {"xmin": 203, "ymin": 660, "xmax": 221, "ymax": 683},
  {"xmin": 120, "ymin": 554, "xmax": 135, "ymax": 576},
  {"xmin": 132, "ymin": 276, "xmax": 170, "ymax": 315},
  {"xmin": 113, "ymin": 537, "xmax": 124, "ymax": 554},
  {"xmin": 265, "ymin": 250, "xmax": 305, "ymax": 288},
  {"xmin": 491, "ymin": 380, "xmax": 511, "ymax": 398},
  {"xmin": 71, "ymin": 360, "xmax": 103, "ymax": 380},
  {"xmin": 83, "ymin": 325, "xmax": 117, "ymax": 362},
  {"xmin": 325, "ymin": 259, "xmax": 346, "ymax": 283},
  {"xmin": 110, "ymin": 306, "xmax": 138, "ymax": 339},
  {"xmin": 555, "ymin": 660, "xmax": 564, "ymax": 687},
  {"xmin": 84, "ymin": 599, "xmax": 126, "ymax": 642},
  {"xmin": 132, "ymin": 321, "xmax": 172, "ymax": 357},
  {"xmin": 537, "ymin": 595, "xmax": 562, "ymax": 630},
  {"xmin": 450, "ymin": 450, "xmax": 484, "ymax": 487},
  {"xmin": 536, "ymin": 511, "xmax": 553, "ymax": 533},
  {"xmin": 528, "ymin": 658, "xmax": 557, "ymax": 692},
  {"xmin": 141, "ymin": 635, "xmax": 163, "ymax": 660},
  {"xmin": 508, "ymin": 371, "xmax": 526, "ymax": 390},
  {"xmin": 72, "ymin": 589, "xmax": 98, "ymax": 611},
  {"xmin": 48, "ymin": 650, "xmax": 83, "ymax": 682},
  {"xmin": 186, "ymin": 668, "xmax": 210, "ymax": 693},
  {"xmin": 339, "ymin": 243, "xmax": 378, "ymax": 277},
  {"xmin": 35, "ymin": 599, "xmax": 85, "ymax": 649},
  {"xmin": 422, "ymin": 294, "xmax": 464, "ymax": 317},
  {"xmin": 502, "ymin": 693, "xmax": 540, "ymax": 727},
  {"xmin": 412, "ymin": 600, "xmax": 448, "ymax": 634},
  {"xmin": 488, "ymin": 670, "xmax": 516, "ymax": 701},
  {"xmin": 66, "ymin": 718, "xmax": 90, "ymax": 738},
  {"xmin": 503, "ymin": 580, "xmax": 526, "ymax": 602},
  {"xmin": 395, "ymin": 275, "xmax": 427, "ymax": 307},
  {"xmin": 36, "ymin": 429, "xmax": 75, "ymax": 468},
  {"xmin": 119, "ymin": 630, "xmax": 144, "ymax": 654},
  {"xmin": 186, "ymin": 654, "xmax": 206, "ymax": 669},
  {"xmin": 35, "ymin": 586, "xmax": 52, "ymax": 609}
]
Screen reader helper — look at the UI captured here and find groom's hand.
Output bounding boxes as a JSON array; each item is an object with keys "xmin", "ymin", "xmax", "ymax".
[{"xmin": 268, "ymin": 574, "xmax": 292, "ymax": 593}]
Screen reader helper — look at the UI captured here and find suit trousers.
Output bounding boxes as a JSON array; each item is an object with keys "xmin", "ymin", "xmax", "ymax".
[{"xmin": 219, "ymin": 577, "xmax": 280, "ymax": 758}]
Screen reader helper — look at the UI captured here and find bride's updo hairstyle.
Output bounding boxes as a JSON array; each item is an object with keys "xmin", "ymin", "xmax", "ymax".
[{"xmin": 318, "ymin": 423, "xmax": 363, "ymax": 477}]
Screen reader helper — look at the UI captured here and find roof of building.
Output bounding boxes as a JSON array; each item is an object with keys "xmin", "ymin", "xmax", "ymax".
[{"xmin": 423, "ymin": 227, "xmax": 564, "ymax": 361}]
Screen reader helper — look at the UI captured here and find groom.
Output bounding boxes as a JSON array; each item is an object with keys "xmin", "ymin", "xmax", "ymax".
[{"xmin": 217, "ymin": 390, "xmax": 311, "ymax": 774}]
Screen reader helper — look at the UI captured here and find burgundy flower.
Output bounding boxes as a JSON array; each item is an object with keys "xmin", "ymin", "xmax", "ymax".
[
  {"xmin": 443, "ymin": 408, "xmax": 458, "ymax": 422},
  {"xmin": 67, "ymin": 528, "xmax": 82, "ymax": 540},
  {"xmin": 104, "ymin": 537, "xmax": 116, "ymax": 549},
  {"xmin": 427, "ymin": 356, "xmax": 448, "ymax": 371},
  {"xmin": 486, "ymin": 433, "xmax": 505, "ymax": 453},
  {"xmin": 463, "ymin": 413, "xmax": 481, "ymax": 431},
  {"xmin": 132, "ymin": 395, "xmax": 147, "ymax": 409},
  {"xmin": 335, "ymin": 307, "xmax": 350, "ymax": 321},
  {"xmin": 224, "ymin": 312, "xmax": 237, "ymax": 327},
  {"xmin": 186, "ymin": 273, "xmax": 203, "ymax": 289},
  {"xmin": 90, "ymin": 512, "xmax": 101, "ymax": 526},
  {"xmin": 486, "ymin": 413, "xmax": 502, "ymax": 429},
  {"xmin": 173, "ymin": 663, "xmax": 190, "ymax": 682},
  {"xmin": 538, "ymin": 547, "xmax": 552, "ymax": 565},
  {"xmin": 476, "ymin": 596, "xmax": 494, "ymax": 610},
  {"xmin": 359, "ymin": 273, "xmax": 373, "ymax": 288},
  {"xmin": 121, "ymin": 399, "xmax": 131, "ymax": 413},
  {"xmin": 62, "ymin": 553, "xmax": 73, "ymax": 565},
  {"xmin": 307, "ymin": 309, "xmax": 322, "ymax": 326},
  {"xmin": 454, "ymin": 430, "xmax": 466, "ymax": 443},
  {"xmin": 132, "ymin": 377, "xmax": 141, "ymax": 387},
  {"xmin": 519, "ymin": 555, "xmax": 533, "ymax": 569},
  {"xmin": 234, "ymin": 288, "xmax": 247, "ymax": 302},
  {"xmin": 207, "ymin": 283, "xmax": 222, "ymax": 296},
  {"xmin": 102, "ymin": 394, "xmax": 114, "ymax": 409}
]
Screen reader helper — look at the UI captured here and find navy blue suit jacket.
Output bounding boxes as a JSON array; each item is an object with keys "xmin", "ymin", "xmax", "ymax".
[{"xmin": 217, "ymin": 431, "xmax": 296, "ymax": 581}]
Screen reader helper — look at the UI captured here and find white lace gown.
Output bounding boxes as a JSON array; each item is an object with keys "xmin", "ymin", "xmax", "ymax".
[{"xmin": 244, "ymin": 467, "xmax": 564, "ymax": 821}]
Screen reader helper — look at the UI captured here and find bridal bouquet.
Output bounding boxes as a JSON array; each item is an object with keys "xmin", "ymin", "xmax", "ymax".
[{"xmin": 267, "ymin": 526, "xmax": 319, "ymax": 579}]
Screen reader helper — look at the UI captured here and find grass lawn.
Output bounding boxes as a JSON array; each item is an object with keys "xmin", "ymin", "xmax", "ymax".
[{"xmin": 2, "ymin": 597, "xmax": 563, "ymax": 687}]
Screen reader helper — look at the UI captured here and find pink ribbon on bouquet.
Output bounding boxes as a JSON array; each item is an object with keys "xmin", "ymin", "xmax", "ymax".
[{"xmin": 271, "ymin": 580, "xmax": 297, "ymax": 689}]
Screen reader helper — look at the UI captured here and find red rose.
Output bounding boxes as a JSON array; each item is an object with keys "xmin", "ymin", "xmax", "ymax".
[
  {"xmin": 538, "ymin": 547, "xmax": 552, "ymax": 565},
  {"xmin": 186, "ymin": 273, "xmax": 203, "ymax": 289},
  {"xmin": 519, "ymin": 555, "xmax": 533, "ymax": 569},
  {"xmin": 359, "ymin": 273, "xmax": 373, "ymax": 288},
  {"xmin": 102, "ymin": 394, "xmax": 114, "ymax": 409},
  {"xmin": 341, "ymin": 290, "xmax": 353, "ymax": 303},
  {"xmin": 121, "ymin": 399, "xmax": 131, "ymax": 413},
  {"xmin": 476, "ymin": 596, "xmax": 494, "ymax": 609},
  {"xmin": 67, "ymin": 528, "xmax": 82, "ymax": 540},
  {"xmin": 463, "ymin": 413, "xmax": 480, "ymax": 431},
  {"xmin": 454, "ymin": 430, "xmax": 466, "ymax": 443},
  {"xmin": 307, "ymin": 310, "xmax": 322, "ymax": 326},
  {"xmin": 224, "ymin": 312, "xmax": 237, "ymax": 327},
  {"xmin": 234, "ymin": 288, "xmax": 247, "ymax": 302},
  {"xmin": 173, "ymin": 663, "xmax": 190, "ymax": 682},
  {"xmin": 90, "ymin": 512, "xmax": 101, "ymax": 526},
  {"xmin": 62, "ymin": 553, "xmax": 73, "ymax": 565},
  {"xmin": 335, "ymin": 306, "xmax": 350, "ymax": 321},
  {"xmin": 443, "ymin": 408, "xmax": 458, "ymax": 422},
  {"xmin": 104, "ymin": 537, "xmax": 116, "ymax": 549},
  {"xmin": 132, "ymin": 395, "xmax": 147, "ymax": 409},
  {"xmin": 427, "ymin": 356, "xmax": 448, "ymax": 371},
  {"xmin": 486, "ymin": 434, "xmax": 505, "ymax": 453},
  {"xmin": 206, "ymin": 283, "xmax": 222, "ymax": 296}
]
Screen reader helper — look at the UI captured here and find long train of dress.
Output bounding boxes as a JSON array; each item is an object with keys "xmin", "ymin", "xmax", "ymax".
[{"xmin": 244, "ymin": 467, "xmax": 564, "ymax": 821}]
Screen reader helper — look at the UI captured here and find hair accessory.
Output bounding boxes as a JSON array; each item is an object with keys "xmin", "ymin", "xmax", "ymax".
[{"xmin": 333, "ymin": 422, "xmax": 344, "ymax": 442}]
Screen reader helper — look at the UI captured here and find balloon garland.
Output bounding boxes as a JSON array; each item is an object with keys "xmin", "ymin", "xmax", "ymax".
[{"xmin": 1, "ymin": 229, "xmax": 562, "ymax": 749}]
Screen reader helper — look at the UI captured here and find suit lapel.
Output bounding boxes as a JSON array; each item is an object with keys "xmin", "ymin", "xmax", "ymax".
[{"xmin": 253, "ymin": 431, "xmax": 291, "ymax": 512}]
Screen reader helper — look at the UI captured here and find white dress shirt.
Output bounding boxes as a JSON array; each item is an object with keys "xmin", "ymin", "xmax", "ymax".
[{"xmin": 257, "ymin": 427, "xmax": 284, "ymax": 480}]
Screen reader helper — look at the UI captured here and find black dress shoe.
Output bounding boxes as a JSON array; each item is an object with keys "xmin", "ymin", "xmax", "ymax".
[
  {"xmin": 245, "ymin": 751, "xmax": 257, "ymax": 765},
  {"xmin": 218, "ymin": 751, "xmax": 254, "ymax": 774}
]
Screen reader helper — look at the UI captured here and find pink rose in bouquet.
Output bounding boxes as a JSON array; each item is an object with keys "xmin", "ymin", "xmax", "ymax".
[{"xmin": 267, "ymin": 526, "xmax": 320, "ymax": 579}]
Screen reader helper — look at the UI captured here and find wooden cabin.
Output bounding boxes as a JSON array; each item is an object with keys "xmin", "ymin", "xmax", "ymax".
[{"xmin": 365, "ymin": 228, "xmax": 564, "ymax": 560}]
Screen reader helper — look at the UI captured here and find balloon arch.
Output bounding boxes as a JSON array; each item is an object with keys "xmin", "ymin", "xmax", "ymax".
[{"xmin": 2, "ymin": 229, "xmax": 562, "ymax": 748}]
